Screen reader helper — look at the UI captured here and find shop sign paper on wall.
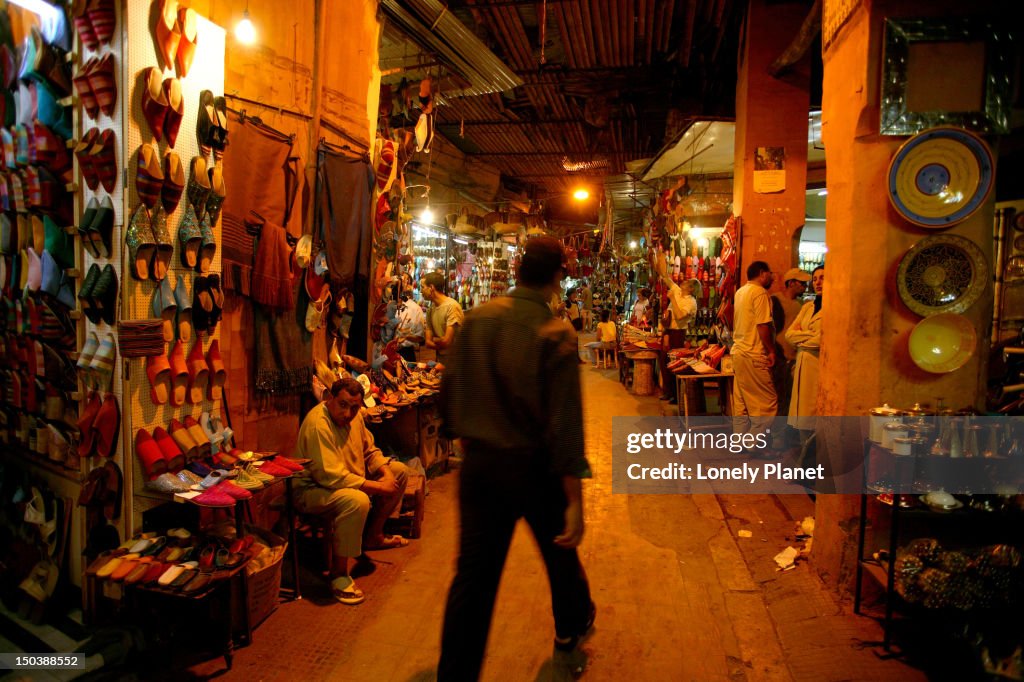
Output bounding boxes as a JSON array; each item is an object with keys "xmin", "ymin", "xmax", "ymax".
[{"xmin": 753, "ymin": 146, "xmax": 786, "ymax": 193}]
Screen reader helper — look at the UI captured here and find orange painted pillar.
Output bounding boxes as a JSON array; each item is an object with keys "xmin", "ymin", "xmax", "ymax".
[{"xmin": 732, "ymin": 0, "xmax": 812, "ymax": 282}]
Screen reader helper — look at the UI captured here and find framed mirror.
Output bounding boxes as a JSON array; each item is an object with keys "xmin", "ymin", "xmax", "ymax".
[{"xmin": 880, "ymin": 17, "xmax": 1014, "ymax": 136}]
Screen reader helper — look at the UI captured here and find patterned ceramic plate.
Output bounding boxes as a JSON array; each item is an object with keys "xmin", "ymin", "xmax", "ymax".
[
  {"xmin": 897, "ymin": 234, "xmax": 987, "ymax": 316},
  {"xmin": 888, "ymin": 127, "xmax": 994, "ymax": 228}
]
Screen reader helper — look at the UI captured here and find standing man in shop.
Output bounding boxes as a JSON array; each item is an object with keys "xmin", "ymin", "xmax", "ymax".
[
  {"xmin": 770, "ymin": 268, "xmax": 810, "ymax": 417},
  {"xmin": 438, "ymin": 236, "xmax": 595, "ymax": 680},
  {"xmin": 578, "ymin": 279, "xmax": 594, "ymax": 332},
  {"xmin": 395, "ymin": 292, "xmax": 425, "ymax": 363},
  {"xmin": 732, "ymin": 261, "xmax": 779, "ymax": 457},
  {"xmin": 421, "ymin": 271, "xmax": 464, "ymax": 367}
]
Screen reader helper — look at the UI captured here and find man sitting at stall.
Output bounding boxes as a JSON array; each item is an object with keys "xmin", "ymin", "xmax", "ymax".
[{"xmin": 293, "ymin": 377, "xmax": 410, "ymax": 605}]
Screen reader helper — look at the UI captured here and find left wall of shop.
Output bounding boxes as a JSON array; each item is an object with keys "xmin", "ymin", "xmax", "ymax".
[{"xmin": 189, "ymin": 0, "xmax": 381, "ymax": 454}]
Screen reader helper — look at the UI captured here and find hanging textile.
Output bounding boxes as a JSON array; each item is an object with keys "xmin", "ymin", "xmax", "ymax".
[
  {"xmin": 251, "ymin": 220, "xmax": 295, "ymax": 310},
  {"xmin": 220, "ymin": 111, "xmax": 299, "ymax": 295},
  {"xmin": 317, "ymin": 149, "xmax": 374, "ymax": 290}
]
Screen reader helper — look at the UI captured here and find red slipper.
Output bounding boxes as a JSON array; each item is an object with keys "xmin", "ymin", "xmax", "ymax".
[
  {"xmin": 147, "ymin": 352, "xmax": 171, "ymax": 405},
  {"xmin": 76, "ymin": 390, "xmax": 101, "ymax": 457},
  {"xmin": 152, "ymin": 426, "xmax": 184, "ymax": 472},
  {"xmin": 271, "ymin": 456, "xmax": 305, "ymax": 472},
  {"xmin": 257, "ymin": 461, "xmax": 292, "ymax": 477},
  {"xmin": 217, "ymin": 481, "xmax": 252, "ymax": 501},
  {"xmin": 169, "ymin": 418, "xmax": 199, "ymax": 461},
  {"xmin": 192, "ymin": 487, "xmax": 235, "ymax": 508},
  {"xmin": 92, "ymin": 393, "xmax": 120, "ymax": 458},
  {"xmin": 135, "ymin": 428, "xmax": 167, "ymax": 480}
]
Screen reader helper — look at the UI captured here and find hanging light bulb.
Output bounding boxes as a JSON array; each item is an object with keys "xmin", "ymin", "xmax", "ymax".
[
  {"xmin": 421, "ymin": 207, "xmax": 434, "ymax": 225},
  {"xmin": 235, "ymin": 6, "xmax": 257, "ymax": 45}
]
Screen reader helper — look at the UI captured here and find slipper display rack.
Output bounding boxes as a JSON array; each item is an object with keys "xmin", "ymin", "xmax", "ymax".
[{"xmin": 0, "ymin": 0, "xmax": 228, "ymax": 598}]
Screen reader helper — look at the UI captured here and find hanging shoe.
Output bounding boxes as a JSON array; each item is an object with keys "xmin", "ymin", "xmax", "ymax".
[
  {"xmin": 186, "ymin": 156, "xmax": 210, "ymax": 219},
  {"xmin": 86, "ymin": 0, "xmax": 116, "ymax": 46},
  {"xmin": 151, "ymin": 205, "xmax": 173, "ymax": 282},
  {"xmin": 140, "ymin": 66, "xmax": 168, "ymax": 143},
  {"xmin": 72, "ymin": 57, "xmax": 99, "ymax": 120},
  {"xmin": 154, "ymin": 0, "xmax": 180, "ymax": 69},
  {"xmin": 92, "ymin": 393, "xmax": 120, "ymax": 458},
  {"xmin": 186, "ymin": 341, "xmax": 208, "ymax": 404},
  {"xmin": 163, "ymin": 77, "xmax": 184, "ymax": 147},
  {"xmin": 168, "ymin": 340, "xmax": 188, "ymax": 407},
  {"xmin": 177, "ymin": 204, "xmax": 201, "ymax": 269},
  {"xmin": 77, "ymin": 331, "xmax": 100, "ymax": 391},
  {"xmin": 74, "ymin": 127, "xmax": 100, "ymax": 191},
  {"xmin": 86, "ymin": 195, "xmax": 115, "ymax": 259},
  {"xmin": 146, "ymin": 352, "xmax": 171, "ymax": 406},
  {"xmin": 205, "ymin": 164, "xmax": 226, "ymax": 223},
  {"xmin": 89, "ymin": 264, "xmax": 118, "ymax": 326},
  {"xmin": 162, "ymin": 150, "xmax": 184, "ymax": 213},
  {"xmin": 135, "ymin": 144, "xmax": 163, "ymax": 210},
  {"xmin": 72, "ymin": 0, "xmax": 99, "ymax": 52},
  {"xmin": 196, "ymin": 215, "xmax": 215, "ymax": 275},
  {"xmin": 77, "ymin": 263, "xmax": 101, "ymax": 323},
  {"xmin": 175, "ymin": 273, "xmax": 192, "ymax": 341},
  {"xmin": 88, "ymin": 332, "xmax": 117, "ymax": 392},
  {"xmin": 85, "ymin": 52, "xmax": 116, "ymax": 118},
  {"xmin": 151, "ymin": 275, "xmax": 177, "ymax": 342},
  {"xmin": 175, "ymin": 7, "xmax": 198, "ymax": 77},
  {"xmin": 126, "ymin": 204, "xmax": 155, "ymax": 281},
  {"xmin": 206, "ymin": 339, "xmax": 225, "ymax": 400},
  {"xmin": 206, "ymin": 273, "xmax": 223, "ymax": 331},
  {"xmin": 89, "ymin": 128, "xmax": 118, "ymax": 194}
]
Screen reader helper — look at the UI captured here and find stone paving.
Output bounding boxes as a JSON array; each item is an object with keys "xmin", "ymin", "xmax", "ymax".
[{"xmin": 179, "ymin": 358, "xmax": 926, "ymax": 681}]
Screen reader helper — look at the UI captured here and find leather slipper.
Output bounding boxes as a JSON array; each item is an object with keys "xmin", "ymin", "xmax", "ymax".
[
  {"xmin": 168, "ymin": 340, "xmax": 189, "ymax": 407},
  {"xmin": 135, "ymin": 428, "xmax": 167, "ymax": 480},
  {"xmin": 186, "ymin": 341, "xmax": 208, "ymax": 404},
  {"xmin": 151, "ymin": 205, "xmax": 174, "ymax": 282},
  {"xmin": 152, "ymin": 275, "xmax": 177, "ymax": 342},
  {"xmin": 93, "ymin": 396, "xmax": 121, "ymax": 460},
  {"xmin": 152, "ymin": 426, "xmax": 185, "ymax": 472},
  {"xmin": 126, "ymin": 204, "xmax": 155, "ymax": 281},
  {"xmin": 146, "ymin": 352, "xmax": 171, "ymax": 405},
  {"xmin": 206, "ymin": 339, "xmax": 225, "ymax": 400},
  {"xmin": 175, "ymin": 273, "xmax": 192, "ymax": 341}
]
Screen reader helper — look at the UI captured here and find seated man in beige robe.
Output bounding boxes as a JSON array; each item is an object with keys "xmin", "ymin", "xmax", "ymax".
[{"xmin": 293, "ymin": 377, "xmax": 410, "ymax": 604}]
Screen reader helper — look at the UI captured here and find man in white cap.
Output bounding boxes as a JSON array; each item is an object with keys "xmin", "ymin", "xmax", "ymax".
[{"xmin": 771, "ymin": 268, "xmax": 811, "ymax": 417}]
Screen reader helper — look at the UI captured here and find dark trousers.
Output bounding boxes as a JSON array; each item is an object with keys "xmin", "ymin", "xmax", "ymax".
[
  {"xmin": 398, "ymin": 345, "xmax": 417, "ymax": 363},
  {"xmin": 438, "ymin": 447, "xmax": 592, "ymax": 681},
  {"xmin": 659, "ymin": 330, "xmax": 688, "ymax": 400}
]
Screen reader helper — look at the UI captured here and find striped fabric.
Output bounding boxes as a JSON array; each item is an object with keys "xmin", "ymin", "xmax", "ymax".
[{"xmin": 441, "ymin": 286, "xmax": 591, "ymax": 478}]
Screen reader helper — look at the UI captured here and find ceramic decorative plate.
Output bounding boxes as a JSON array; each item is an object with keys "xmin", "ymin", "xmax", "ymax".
[
  {"xmin": 888, "ymin": 127, "xmax": 994, "ymax": 228},
  {"xmin": 908, "ymin": 313, "xmax": 977, "ymax": 374},
  {"xmin": 897, "ymin": 234, "xmax": 987, "ymax": 316}
]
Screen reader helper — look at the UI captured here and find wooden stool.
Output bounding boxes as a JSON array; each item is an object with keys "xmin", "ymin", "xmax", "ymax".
[
  {"xmin": 627, "ymin": 351, "xmax": 659, "ymax": 396},
  {"xmin": 387, "ymin": 474, "xmax": 425, "ymax": 539},
  {"xmin": 594, "ymin": 346, "xmax": 616, "ymax": 368}
]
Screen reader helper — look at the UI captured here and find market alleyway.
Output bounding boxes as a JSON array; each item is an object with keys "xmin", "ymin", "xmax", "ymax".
[{"xmin": 183, "ymin": 356, "xmax": 925, "ymax": 682}]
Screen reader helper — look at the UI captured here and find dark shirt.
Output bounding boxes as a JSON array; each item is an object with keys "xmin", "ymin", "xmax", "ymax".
[{"xmin": 441, "ymin": 287, "xmax": 591, "ymax": 478}]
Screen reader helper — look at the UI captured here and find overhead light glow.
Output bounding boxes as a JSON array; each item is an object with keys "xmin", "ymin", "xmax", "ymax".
[
  {"xmin": 421, "ymin": 207, "xmax": 434, "ymax": 224},
  {"xmin": 573, "ymin": 189, "xmax": 590, "ymax": 201},
  {"xmin": 235, "ymin": 9, "xmax": 257, "ymax": 44},
  {"xmin": 629, "ymin": 240, "xmax": 638, "ymax": 249},
  {"xmin": 8, "ymin": 0, "xmax": 61, "ymax": 21}
]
